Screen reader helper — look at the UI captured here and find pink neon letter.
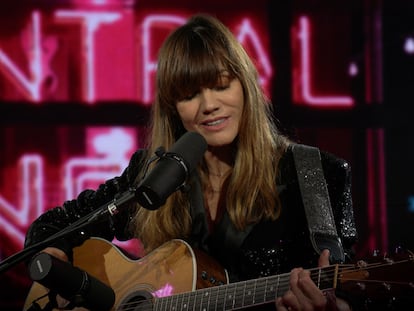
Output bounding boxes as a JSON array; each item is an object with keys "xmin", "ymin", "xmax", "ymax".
[
  {"xmin": 293, "ymin": 16, "xmax": 354, "ymax": 107},
  {"xmin": 0, "ymin": 11, "xmax": 43, "ymax": 101},
  {"xmin": 0, "ymin": 155, "xmax": 44, "ymax": 247},
  {"xmin": 236, "ymin": 18, "xmax": 272, "ymax": 96},
  {"xmin": 55, "ymin": 10, "xmax": 121, "ymax": 103}
]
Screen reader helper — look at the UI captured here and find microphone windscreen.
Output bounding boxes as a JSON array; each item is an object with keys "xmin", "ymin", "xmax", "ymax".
[
  {"xmin": 29, "ymin": 252, "xmax": 115, "ymax": 311},
  {"xmin": 169, "ymin": 131, "xmax": 207, "ymax": 171},
  {"xmin": 135, "ymin": 131, "xmax": 207, "ymax": 210}
]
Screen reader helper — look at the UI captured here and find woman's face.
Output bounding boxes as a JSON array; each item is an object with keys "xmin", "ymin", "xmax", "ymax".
[{"xmin": 176, "ymin": 73, "xmax": 244, "ymax": 147}]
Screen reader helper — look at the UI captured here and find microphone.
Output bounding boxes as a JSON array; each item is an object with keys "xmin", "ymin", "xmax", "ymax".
[
  {"xmin": 136, "ymin": 131, "xmax": 207, "ymax": 210},
  {"xmin": 29, "ymin": 252, "xmax": 115, "ymax": 311}
]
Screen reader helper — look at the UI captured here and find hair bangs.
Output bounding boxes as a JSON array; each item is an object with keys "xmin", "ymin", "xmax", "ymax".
[{"xmin": 161, "ymin": 29, "xmax": 235, "ymax": 104}]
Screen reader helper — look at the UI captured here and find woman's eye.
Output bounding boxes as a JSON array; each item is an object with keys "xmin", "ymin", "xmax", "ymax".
[
  {"xmin": 213, "ymin": 75, "xmax": 232, "ymax": 91},
  {"xmin": 182, "ymin": 92, "xmax": 198, "ymax": 101},
  {"xmin": 214, "ymin": 83, "xmax": 229, "ymax": 91}
]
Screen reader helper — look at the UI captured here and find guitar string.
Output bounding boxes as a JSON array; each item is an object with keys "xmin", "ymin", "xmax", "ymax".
[
  {"xmin": 116, "ymin": 266, "xmax": 338, "ymax": 311},
  {"xmin": 116, "ymin": 264, "xmax": 407, "ymax": 311},
  {"xmin": 113, "ymin": 259, "xmax": 413, "ymax": 311}
]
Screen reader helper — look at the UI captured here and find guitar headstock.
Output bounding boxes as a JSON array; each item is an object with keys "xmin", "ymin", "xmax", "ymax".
[{"xmin": 337, "ymin": 249, "xmax": 414, "ymax": 309}]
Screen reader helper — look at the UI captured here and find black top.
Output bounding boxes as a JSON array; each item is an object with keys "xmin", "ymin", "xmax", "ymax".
[{"xmin": 24, "ymin": 145, "xmax": 359, "ymax": 310}]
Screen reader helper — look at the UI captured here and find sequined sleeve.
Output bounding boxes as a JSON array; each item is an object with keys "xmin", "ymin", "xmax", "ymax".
[{"xmin": 24, "ymin": 149, "xmax": 147, "ymax": 260}]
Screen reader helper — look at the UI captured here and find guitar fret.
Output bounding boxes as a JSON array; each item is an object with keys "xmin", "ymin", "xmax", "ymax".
[
  {"xmin": 278, "ymin": 275, "xmax": 290, "ymax": 298},
  {"xmin": 264, "ymin": 278, "xmax": 269, "ymax": 302},
  {"xmin": 160, "ymin": 296, "xmax": 166, "ymax": 311},
  {"xmin": 265, "ymin": 275, "xmax": 278, "ymax": 301},
  {"xmin": 174, "ymin": 291, "xmax": 182, "ymax": 310},
  {"xmin": 254, "ymin": 278, "xmax": 266, "ymax": 303},
  {"xmin": 199, "ymin": 288, "xmax": 211, "ymax": 311},
  {"xmin": 169, "ymin": 292, "xmax": 175, "ymax": 310},
  {"xmin": 242, "ymin": 279, "xmax": 255, "ymax": 306},
  {"xmin": 174, "ymin": 294, "xmax": 181, "ymax": 310},
  {"xmin": 214, "ymin": 287, "xmax": 222, "ymax": 310},
  {"xmin": 179, "ymin": 293, "xmax": 185, "ymax": 310},
  {"xmin": 155, "ymin": 295, "xmax": 164, "ymax": 311},
  {"xmin": 181, "ymin": 292, "xmax": 189, "ymax": 310},
  {"xmin": 193, "ymin": 287, "xmax": 205, "ymax": 310},
  {"xmin": 215, "ymin": 286, "xmax": 224, "ymax": 310},
  {"xmin": 278, "ymin": 275, "xmax": 284, "ymax": 298},
  {"xmin": 223, "ymin": 282, "xmax": 235, "ymax": 310},
  {"xmin": 189, "ymin": 290, "xmax": 197, "ymax": 311},
  {"xmin": 232, "ymin": 281, "xmax": 245, "ymax": 309},
  {"xmin": 317, "ymin": 267, "xmax": 322, "ymax": 288},
  {"xmin": 166, "ymin": 295, "xmax": 172, "ymax": 311},
  {"xmin": 179, "ymin": 293, "xmax": 186, "ymax": 310},
  {"xmin": 215, "ymin": 285, "xmax": 226, "ymax": 310},
  {"xmin": 240, "ymin": 281, "xmax": 247, "ymax": 307},
  {"xmin": 311, "ymin": 267, "xmax": 335, "ymax": 291},
  {"xmin": 164, "ymin": 294, "xmax": 169, "ymax": 311},
  {"xmin": 203, "ymin": 287, "xmax": 217, "ymax": 310}
]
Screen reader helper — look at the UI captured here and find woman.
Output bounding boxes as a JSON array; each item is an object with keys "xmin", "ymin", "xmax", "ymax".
[{"xmin": 25, "ymin": 14, "xmax": 357, "ymax": 310}]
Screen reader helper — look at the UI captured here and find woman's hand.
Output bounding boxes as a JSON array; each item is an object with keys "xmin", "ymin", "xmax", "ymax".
[
  {"xmin": 275, "ymin": 249, "xmax": 349, "ymax": 311},
  {"xmin": 41, "ymin": 247, "xmax": 69, "ymax": 262}
]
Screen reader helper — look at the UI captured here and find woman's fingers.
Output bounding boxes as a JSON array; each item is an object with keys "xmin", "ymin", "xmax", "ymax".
[
  {"xmin": 276, "ymin": 297, "xmax": 289, "ymax": 310},
  {"xmin": 297, "ymin": 269, "xmax": 326, "ymax": 307},
  {"xmin": 276, "ymin": 250, "xmax": 334, "ymax": 310},
  {"xmin": 42, "ymin": 247, "xmax": 69, "ymax": 262}
]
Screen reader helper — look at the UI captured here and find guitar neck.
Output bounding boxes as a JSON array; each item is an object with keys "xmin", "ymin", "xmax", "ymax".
[{"xmin": 156, "ymin": 265, "xmax": 338, "ymax": 310}]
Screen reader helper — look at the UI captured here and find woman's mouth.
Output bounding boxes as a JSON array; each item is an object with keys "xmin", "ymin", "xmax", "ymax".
[{"xmin": 203, "ymin": 117, "xmax": 228, "ymax": 126}]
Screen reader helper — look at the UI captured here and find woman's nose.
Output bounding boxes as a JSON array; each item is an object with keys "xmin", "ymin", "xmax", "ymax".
[{"xmin": 200, "ymin": 89, "xmax": 219, "ymax": 113}]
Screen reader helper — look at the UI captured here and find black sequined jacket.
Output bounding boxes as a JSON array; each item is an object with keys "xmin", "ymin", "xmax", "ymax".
[{"xmin": 24, "ymin": 144, "xmax": 358, "ymax": 309}]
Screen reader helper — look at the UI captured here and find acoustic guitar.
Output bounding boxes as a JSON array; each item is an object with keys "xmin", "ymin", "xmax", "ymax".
[{"xmin": 23, "ymin": 237, "xmax": 414, "ymax": 311}]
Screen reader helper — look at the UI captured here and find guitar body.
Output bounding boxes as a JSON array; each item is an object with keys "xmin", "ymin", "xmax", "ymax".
[{"xmin": 23, "ymin": 238, "xmax": 228, "ymax": 311}]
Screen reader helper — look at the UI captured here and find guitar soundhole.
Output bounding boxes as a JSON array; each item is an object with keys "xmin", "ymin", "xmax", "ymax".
[{"xmin": 118, "ymin": 290, "xmax": 154, "ymax": 311}]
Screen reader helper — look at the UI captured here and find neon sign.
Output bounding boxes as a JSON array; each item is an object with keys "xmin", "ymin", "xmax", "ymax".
[
  {"xmin": 0, "ymin": 127, "xmax": 138, "ymax": 251},
  {"xmin": 0, "ymin": 11, "xmax": 354, "ymax": 106},
  {"xmin": 0, "ymin": 10, "xmax": 274, "ymax": 103}
]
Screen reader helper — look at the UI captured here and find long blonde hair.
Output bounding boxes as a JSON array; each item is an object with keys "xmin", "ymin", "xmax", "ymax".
[{"xmin": 133, "ymin": 14, "xmax": 289, "ymax": 253}]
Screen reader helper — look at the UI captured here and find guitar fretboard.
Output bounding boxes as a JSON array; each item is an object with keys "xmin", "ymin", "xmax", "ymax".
[{"xmin": 155, "ymin": 267, "xmax": 337, "ymax": 310}]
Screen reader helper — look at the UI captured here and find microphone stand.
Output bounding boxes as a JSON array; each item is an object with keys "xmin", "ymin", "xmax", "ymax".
[
  {"xmin": 0, "ymin": 146, "xmax": 181, "ymax": 311},
  {"xmin": 0, "ymin": 186, "xmax": 138, "ymax": 274},
  {"xmin": 0, "ymin": 146, "xmax": 166, "ymax": 274}
]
